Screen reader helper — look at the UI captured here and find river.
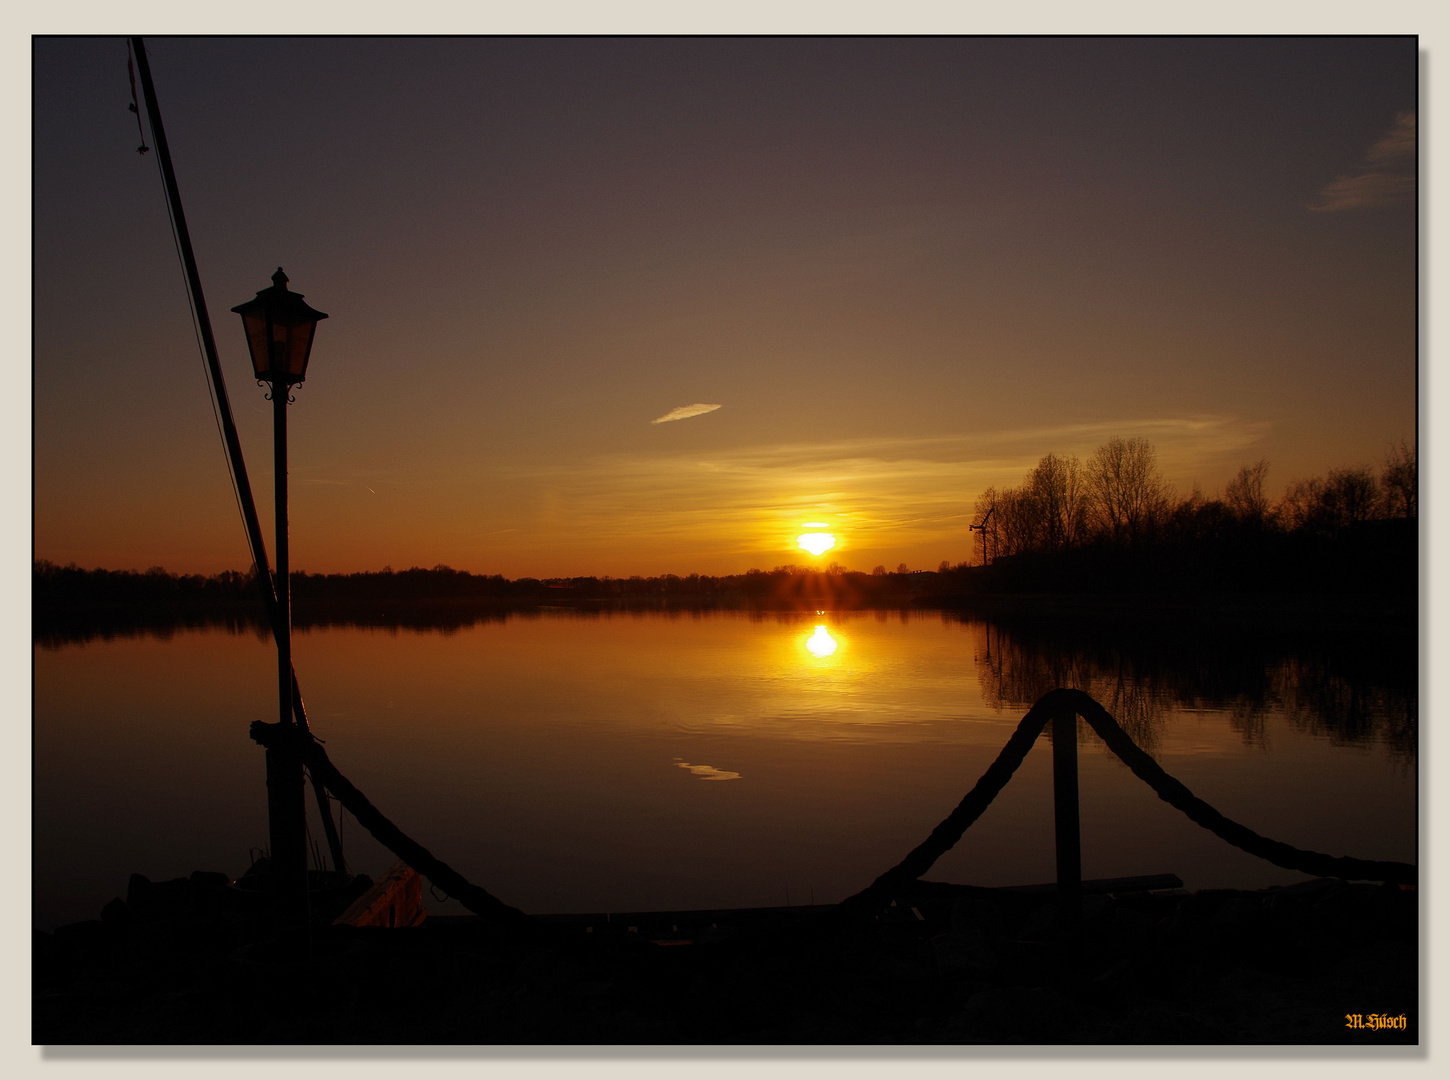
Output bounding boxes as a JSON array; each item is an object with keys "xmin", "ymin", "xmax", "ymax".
[{"xmin": 33, "ymin": 605, "xmax": 1416, "ymax": 930}]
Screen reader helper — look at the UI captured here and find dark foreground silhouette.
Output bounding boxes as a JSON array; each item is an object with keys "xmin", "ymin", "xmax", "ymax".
[
  {"xmin": 34, "ymin": 872, "xmax": 1415, "ymax": 1044},
  {"xmin": 36, "ymin": 689, "xmax": 1416, "ymax": 1045}
]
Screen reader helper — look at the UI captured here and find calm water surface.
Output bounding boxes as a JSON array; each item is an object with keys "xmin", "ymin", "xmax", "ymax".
[{"xmin": 33, "ymin": 609, "xmax": 1416, "ymax": 929}]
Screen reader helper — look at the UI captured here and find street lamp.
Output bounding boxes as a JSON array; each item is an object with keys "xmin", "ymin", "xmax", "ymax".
[
  {"xmin": 232, "ymin": 268, "xmax": 327, "ymax": 918},
  {"xmin": 233, "ymin": 267, "xmax": 328, "ymax": 385}
]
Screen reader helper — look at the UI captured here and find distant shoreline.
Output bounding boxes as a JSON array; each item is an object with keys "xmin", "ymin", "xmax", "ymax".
[
  {"xmin": 33, "ymin": 539, "xmax": 1418, "ymax": 649},
  {"xmin": 34, "ymin": 586, "xmax": 1417, "ymax": 649}
]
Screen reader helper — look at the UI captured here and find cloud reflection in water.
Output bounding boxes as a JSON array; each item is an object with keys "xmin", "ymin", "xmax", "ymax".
[{"xmin": 673, "ymin": 758, "xmax": 742, "ymax": 781}]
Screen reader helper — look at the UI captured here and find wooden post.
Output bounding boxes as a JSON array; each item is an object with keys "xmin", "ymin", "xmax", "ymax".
[
  {"xmin": 1052, "ymin": 708, "xmax": 1082, "ymax": 946},
  {"xmin": 265, "ymin": 739, "xmax": 308, "ymax": 920}
]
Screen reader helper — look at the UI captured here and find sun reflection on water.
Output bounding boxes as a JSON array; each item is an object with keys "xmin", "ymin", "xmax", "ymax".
[{"xmin": 805, "ymin": 624, "xmax": 839, "ymax": 658}]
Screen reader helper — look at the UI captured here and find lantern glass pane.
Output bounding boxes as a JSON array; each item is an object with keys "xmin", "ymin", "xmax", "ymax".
[
  {"xmin": 242, "ymin": 311, "xmax": 271, "ymax": 378},
  {"xmin": 283, "ymin": 323, "xmax": 316, "ymax": 379}
]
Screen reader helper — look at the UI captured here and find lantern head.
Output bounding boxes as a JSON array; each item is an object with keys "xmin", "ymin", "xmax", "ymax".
[{"xmin": 231, "ymin": 268, "xmax": 328, "ymax": 385}]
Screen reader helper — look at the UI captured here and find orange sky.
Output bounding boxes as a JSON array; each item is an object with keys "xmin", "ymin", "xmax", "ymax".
[{"xmin": 32, "ymin": 37, "xmax": 1418, "ymax": 578}]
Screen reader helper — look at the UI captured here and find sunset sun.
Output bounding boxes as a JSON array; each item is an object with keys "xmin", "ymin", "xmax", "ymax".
[{"xmin": 797, "ymin": 532, "xmax": 836, "ymax": 557}]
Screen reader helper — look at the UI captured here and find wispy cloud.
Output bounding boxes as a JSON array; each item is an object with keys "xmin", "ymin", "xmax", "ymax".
[
  {"xmin": 478, "ymin": 416, "xmax": 1267, "ymax": 563},
  {"xmin": 1310, "ymin": 112, "xmax": 1416, "ymax": 212},
  {"xmin": 1310, "ymin": 172, "xmax": 1415, "ymax": 213},
  {"xmin": 652, "ymin": 403, "xmax": 722, "ymax": 425},
  {"xmin": 1366, "ymin": 111, "xmax": 1417, "ymax": 167}
]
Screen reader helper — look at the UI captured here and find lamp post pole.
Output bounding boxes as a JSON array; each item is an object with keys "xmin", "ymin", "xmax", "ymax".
[
  {"xmin": 272, "ymin": 369, "xmax": 291, "ymax": 738},
  {"xmin": 266, "ymin": 371, "xmax": 308, "ymax": 920},
  {"xmin": 233, "ymin": 268, "xmax": 327, "ymax": 921}
]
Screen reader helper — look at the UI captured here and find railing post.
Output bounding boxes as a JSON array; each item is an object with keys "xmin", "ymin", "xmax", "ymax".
[
  {"xmin": 1052, "ymin": 708, "xmax": 1082, "ymax": 947},
  {"xmin": 265, "ymin": 737, "xmax": 309, "ymax": 921}
]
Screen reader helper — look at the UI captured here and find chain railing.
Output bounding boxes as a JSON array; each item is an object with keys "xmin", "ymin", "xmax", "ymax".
[
  {"xmin": 258, "ymin": 685, "xmax": 1412, "ymax": 940},
  {"xmin": 838, "ymin": 686, "xmax": 1415, "ymax": 923}
]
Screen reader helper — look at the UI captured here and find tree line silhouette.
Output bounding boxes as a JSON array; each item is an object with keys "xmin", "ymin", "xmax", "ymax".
[
  {"xmin": 34, "ymin": 436, "xmax": 1415, "ymax": 638},
  {"xmin": 973, "ymin": 436, "xmax": 1414, "ymax": 558},
  {"xmin": 966, "ymin": 437, "xmax": 1415, "ymax": 595},
  {"xmin": 31, "ymin": 562, "xmax": 931, "ymax": 640}
]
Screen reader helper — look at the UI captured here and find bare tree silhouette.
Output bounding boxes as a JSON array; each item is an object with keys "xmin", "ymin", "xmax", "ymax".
[
  {"xmin": 1087, "ymin": 436, "xmax": 1169, "ymax": 546},
  {"xmin": 1381, "ymin": 440, "xmax": 1416, "ymax": 520},
  {"xmin": 1026, "ymin": 452, "xmax": 1089, "ymax": 551},
  {"xmin": 1224, "ymin": 460, "xmax": 1270, "ymax": 527}
]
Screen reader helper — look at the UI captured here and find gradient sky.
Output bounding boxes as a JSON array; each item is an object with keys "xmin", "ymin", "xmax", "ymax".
[{"xmin": 32, "ymin": 36, "xmax": 1418, "ymax": 578}]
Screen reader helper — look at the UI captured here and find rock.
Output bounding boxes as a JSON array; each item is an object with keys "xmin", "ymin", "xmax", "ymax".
[
  {"xmin": 1017, "ymin": 903, "xmax": 1060, "ymax": 942},
  {"xmin": 1120, "ymin": 1004, "xmax": 1223, "ymax": 1042},
  {"xmin": 99, "ymin": 897, "xmax": 136, "ymax": 925},
  {"xmin": 950, "ymin": 894, "xmax": 1005, "ymax": 940},
  {"xmin": 931, "ymin": 928, "xmax": 997, "ymax": 981},
  {"xmin": 1264, "ymin": 878, "xmax": 1340, "ymax": 917},
  {"xmin": 187, "ymin": 871, "xmax": 231, "ymax": 912},
  {"xmin": 1111, "ymin": 902, "xmax": 1154, "ymax": 942},
  {"xmin": 52, "ymin": 918, "xmax": 121, "ymax": 955},
  {"xmin": 943, "ymin": 985, "xmax": 1073, "ymax": 1043},
  {"xmin": 125, "ymin": 876, "xmax": 192, "ymax": 920},
  {"xmin": 996, "ymin": 938, "xmax": 1059, "ymax": 986},
  {"xmin": 1311, "ymin": 883, "xmax": 1378, "ymax": 924},
  {"xmin": 1209, "ymin": 896, "xmax": 1261, "ymax": 931},
  {"xmin": 517, "ymin": 948, "xmax": 586, "ymax": 997},
  {"xmin": 1081, "ymin": 894, "xmax": 1116, "ymax": 931}
]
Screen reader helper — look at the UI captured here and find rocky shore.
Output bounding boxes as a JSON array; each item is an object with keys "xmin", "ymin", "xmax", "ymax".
[{"xmin": 33, "ymin": 871, "xmax": 1417, "ymax": 1045}]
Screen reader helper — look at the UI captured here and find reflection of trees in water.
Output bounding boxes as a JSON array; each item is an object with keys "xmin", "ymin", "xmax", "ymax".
[
  {"xmin": 1272, "ymin": 658, "xmax": 1416, "ymax": 762},
  {"xmin": 974, "ymin": 625, "xmax": 1164, "ymax": 752},
  {"xmin": 967, "ymin": 615, "xmax": 1414, "ymax": 760},
  {"xmin": 1222, "ymin": 699, "xmax": 1270, "ymax": 750},
  {"xmin": 1083, "ymin": 672, "xmax": 1165, "ymax": 754},
  {"xmin": 34, "ymin": 611, "xmax": 270, "ymax": 650}
]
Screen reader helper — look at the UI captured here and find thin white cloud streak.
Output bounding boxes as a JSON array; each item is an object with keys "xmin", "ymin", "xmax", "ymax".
[
  {"xmin": 652, "ymin": 403, "xmax": 722, "ymax": 424},
  {"xmin": 1310, "ymin": 112, "xmax": 1415, "ymax": 212}
]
